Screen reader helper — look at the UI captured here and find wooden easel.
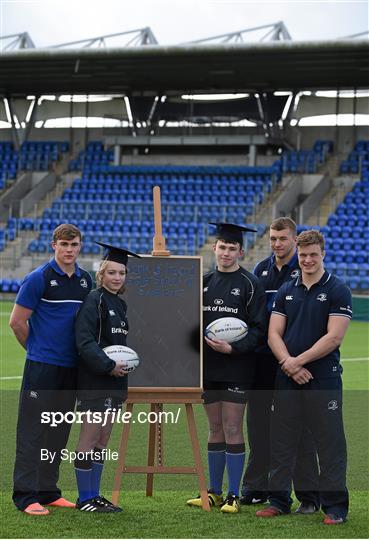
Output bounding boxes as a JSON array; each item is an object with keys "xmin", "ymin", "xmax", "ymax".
[
  {"xmin": 111, "ymin": 187, "xmax": 209, "ymax": 511},
  {"xmin": 111, "ymin": 389, "xmax": 209, "ymax": 511}
]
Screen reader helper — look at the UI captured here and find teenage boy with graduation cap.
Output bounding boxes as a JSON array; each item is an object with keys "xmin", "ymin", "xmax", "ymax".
[
  {"xmin": 74, "ymin": 242, "xmax": 140, "ymax": 513},
  {"xmin": 186, "ymin": 223, "xmax": 266, "ymax": 513}
]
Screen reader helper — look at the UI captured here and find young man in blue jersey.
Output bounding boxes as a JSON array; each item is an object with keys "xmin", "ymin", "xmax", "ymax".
[
  {"xmin": 241, "ymin": 217, "xmax": 319, "ymax": 513},
  {"xmin": 256, "ymin": 230, "xmax": 352, "ymax": 525},
  {"xmin": 10, "ymin": 223, "xmax": 92, "ymax": 515}
]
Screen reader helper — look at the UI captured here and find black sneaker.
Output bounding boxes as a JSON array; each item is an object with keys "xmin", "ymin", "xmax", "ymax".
[
  {"xmin": 76, "ymin": 497, "xmax": 116, "ymax": 513},
  {"xmin": 240, "ymin": 492, "xmax": 268, "ymax": 505},
  {"xmin": 95, "ymin": 496, "xmax": 123, "ymax": 512}
]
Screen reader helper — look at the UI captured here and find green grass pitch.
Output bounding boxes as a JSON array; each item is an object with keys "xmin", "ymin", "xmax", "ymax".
[{"xmin": 0, "ymin": 301, "xmax": 368, "ymax": 538}]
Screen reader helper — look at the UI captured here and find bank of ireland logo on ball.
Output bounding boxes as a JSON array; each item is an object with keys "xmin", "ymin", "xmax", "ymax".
[
  {"xmin": 205, "ymin": 317, "xmax": 248, "ymax": 343},
  {"xmin": 103, "ymin": 345, "xmax": 140, "ymax": 373}
]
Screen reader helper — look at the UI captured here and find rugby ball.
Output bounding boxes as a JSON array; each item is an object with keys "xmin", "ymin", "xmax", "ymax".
[
  {"xmin": 103, "ymin": 345, "xmax": 140, "ymax": 373},
  {"xmin": 205, "ymin": 317, "xmax": 248, "ymax": 344}
]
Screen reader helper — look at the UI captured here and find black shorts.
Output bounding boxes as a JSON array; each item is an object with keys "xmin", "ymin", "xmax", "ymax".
[
  {"xmin": 76, "ymin": 395, "xmax": 126, "ymax": 412},
  {"xmin": 202, "ymin": 381, "xmax": 249, "ymax": 405}
]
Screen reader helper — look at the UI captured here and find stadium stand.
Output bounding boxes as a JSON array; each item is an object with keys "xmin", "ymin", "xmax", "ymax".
[
  {"xmin": 281, "ymin": 140, "xmax": 333, "ymax": 174},
  {"xmin": 0, "ymin": 141, "xmax": 69, "ymax": 192},
  {"xmin": 27, "ymin": 156, "xmax": 278, "ymax": 256},
  {"xmin": 340, "ymin": 140, "xmax": 369, "ymax": 178},
  {"xmin": 0, "ymin": 141, "xmax": 18, "ymax": 190},
  {"xmin": 1, "ymin": 137, "xmax": 368, "ymax": 294}
]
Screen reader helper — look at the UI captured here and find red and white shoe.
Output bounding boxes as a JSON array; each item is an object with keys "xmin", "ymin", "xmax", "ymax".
[{"xmin": 323, "ymin": 514, "xmax": 346, "ymax": 525}]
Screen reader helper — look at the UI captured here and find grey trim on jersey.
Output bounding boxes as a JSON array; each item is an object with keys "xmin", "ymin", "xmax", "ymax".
[{"xmin": 240, "ymin": 271, "xmax": 255, "ymax": 306}]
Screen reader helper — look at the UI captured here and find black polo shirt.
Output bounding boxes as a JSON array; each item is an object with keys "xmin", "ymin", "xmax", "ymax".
[
  {"xmin": 203, "ymin": 267, "xmax": 266, "ymax": 383},
  {"xmin": 254, "ymin": 251, "xmax": 300, "ymax": 353},
  {"xmin": 272, "ymin": 271, "xmax": 352, "ymax": 378}
]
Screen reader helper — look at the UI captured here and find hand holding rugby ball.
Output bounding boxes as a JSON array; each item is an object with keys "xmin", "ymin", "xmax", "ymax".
[
  {"xmin": 205, "ymin": 317, "xmax": 248, "ymax": 344},
  {"xmin": 103, "ymin": 345, "xmax": 140, "ymax": 374}
]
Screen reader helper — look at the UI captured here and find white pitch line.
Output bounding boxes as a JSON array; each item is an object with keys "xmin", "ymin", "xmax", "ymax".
[
  {"xmin": 0, "ymin": 359, "xmax": 367, "ymax": 381},
  {"xmin": 341, "ymin": 357, "xmax": 369, "ymax": 362}
]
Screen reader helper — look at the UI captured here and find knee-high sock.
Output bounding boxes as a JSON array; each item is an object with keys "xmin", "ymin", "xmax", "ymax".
[
  {"xmin": 226, "ymin": 443, "xmax": 245, "ymax": 497},
  {"xmin": 91, "ymin": 447, "xmax": 105, "ymax": 498},
  {"xmin": 208, "ymin": 442, "xmax": 226, "ymax": 495},
  {"xmin": 74, "ymin": 456, "xmax": 93, "ymax": 503}
]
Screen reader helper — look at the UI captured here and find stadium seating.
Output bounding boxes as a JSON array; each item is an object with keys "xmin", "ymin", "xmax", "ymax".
[
  {"xmin": 0, "ymin": 140, "xmax": 70, "ymax": 193},
  {"xmin": 323, "ymin": 178, "xmax": 369, "ymax": 289},
  {"xmin": 29, "ymin": 151, "xmax": 278, "ymax": 256},
  {"xmin": 0, "ymin": 141, "xmax": 18, "ymax": 190},
  {"xmin": 340, "ymin": 140, "xmax": 369, "ymax": 180},
  {"xmin": 0, "ymin": 278, "xmax": 21, "ymax": 293},
  {"xmin": 282, "ymin": 140, "xmax": 333, "ymax": 174},
  {"xmin": 2, "ymin": 138, "xmax": 367, "ymax": 293}
]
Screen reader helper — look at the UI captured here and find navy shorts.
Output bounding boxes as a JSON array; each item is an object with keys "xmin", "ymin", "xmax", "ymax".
[
  {"xmin": 202, "ymin": 381, "xmax": 249, "ymax": 404},
  {"xmin": 76, "ymin": 395, "xmax": 125, "ymax": 412}
]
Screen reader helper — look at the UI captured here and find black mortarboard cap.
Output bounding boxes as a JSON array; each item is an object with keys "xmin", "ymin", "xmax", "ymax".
[
  {"xmin": 95, "ymin": 242, "xmax": 141, "ymax": 266},
  {"xmin": 209, "ymin": 222, "xmax": 257, "ymax": 246}
]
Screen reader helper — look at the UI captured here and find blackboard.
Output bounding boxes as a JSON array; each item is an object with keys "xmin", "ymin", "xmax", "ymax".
[{"xmin": 124, "ymin": 256, "xmax": 203, "ymax": 389}]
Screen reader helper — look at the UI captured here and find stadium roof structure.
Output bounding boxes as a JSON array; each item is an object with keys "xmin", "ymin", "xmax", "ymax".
[{"xmin": 0, "ymin": 30, "xmax": 368, "ymax": 96}]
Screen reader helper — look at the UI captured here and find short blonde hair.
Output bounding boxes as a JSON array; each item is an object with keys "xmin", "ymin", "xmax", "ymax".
[
  {"xmin": 297, "ymin": 230, "xmax": 325, "ymax": 251},
  {"xmin": 96, "ymin": 260, "xmax": 126, "ymax": 294}
]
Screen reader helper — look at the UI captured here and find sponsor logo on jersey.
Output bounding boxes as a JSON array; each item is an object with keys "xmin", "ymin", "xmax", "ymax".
[
  {"xmin": 317, "ymin": 293, "xmax": 327, "ymax": 302},
  {"xmin": 290, "ymin": 269, "xmax": 300, "ymax": 279},
  {"xmin": 286, "ymin": 295, "xmax": 293, "ymax": 300},
  {"xmin": 29, "ymin": 390, "xmax": 39, "ymax": 399},
  {"xmin": 230, "ymin": 288, "xmax": 240, "ymax": 296},
  {"xmin": 203, "ymin": 287, "xmax": 208, "ymax": 292},
  {"xmin": 328, "ymin": 400, "xmax": 339, "ymax": 411},
  {"xmin": 120, "ymin": 321, "xmax": 126, "ymax": 327},
  {"xmin": 214, "ymin": 299, "xmax": 224, "ymax": 305},
  {"xmin": 80, "ymin": 278, "xmax": 88, "ymax": 288},
  {"xmin": 262, "ymin": 270, "xmax": 268, "ymax": 276},
  {"xmin": 111, "ymin": 327, "xmax": 128, "ymax": 334},
  {"xmin": 109, "ymin": 310, "xmax": 116, "ymax": 316},
  {"xmin": 50, "ymin": 280, "xmax": 58, "ymax": 287},
  {"xmin": 227, "ymin": 386, "xmax": 245, "ymax": 394}
]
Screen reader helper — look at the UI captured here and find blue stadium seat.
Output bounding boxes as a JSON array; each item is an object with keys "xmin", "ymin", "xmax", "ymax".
[
  {"xmin": 355, "ymin": 251, "xmax": 368, "ymax": 264},
  {"xmin": 347, "ymin": 276, "xmax": 359, "ymax": 290},
  {"xmin": 359, "ymin": 278, "xmax": 369, "ymax": 290}
]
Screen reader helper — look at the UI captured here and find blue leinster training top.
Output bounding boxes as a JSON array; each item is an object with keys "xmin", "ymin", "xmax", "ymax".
[
  {"xmin": 15, "ymin": 258, "xmax": 92, "ymax": 367},
  {"xmin": 272, "ymin": 271, "xmax": 352, "ymax": 378}
]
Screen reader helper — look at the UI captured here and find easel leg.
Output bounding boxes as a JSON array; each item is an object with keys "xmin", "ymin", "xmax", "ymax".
[
  {"xmin": 146, "ymin": 403, "xmax": 157, "ymax": 496},
  {"xmin": 156, "ymin": 403, "xmax": 164, "ymax": 466},
  {"xmin": 185, "ymin": 404, "xmax": 210, "ymax": 512},
  {"xmin": 112, "ymin": 402, "xmax": 133, "ymax": 505}
]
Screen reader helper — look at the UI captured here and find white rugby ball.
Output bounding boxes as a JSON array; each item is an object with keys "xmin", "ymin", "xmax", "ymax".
[
  {"xmin": 205, "ymin": 317, "xmax": 248, "ymax": 344},
  {"xmin": 103, "ymin": 345, "xmax": 140, "ymax": 373}
]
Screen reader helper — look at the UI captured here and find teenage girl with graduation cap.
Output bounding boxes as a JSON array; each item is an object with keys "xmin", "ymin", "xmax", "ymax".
[{"xmin": 74, "ymin": 242, "xmax": 140, "ymax": 513}]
